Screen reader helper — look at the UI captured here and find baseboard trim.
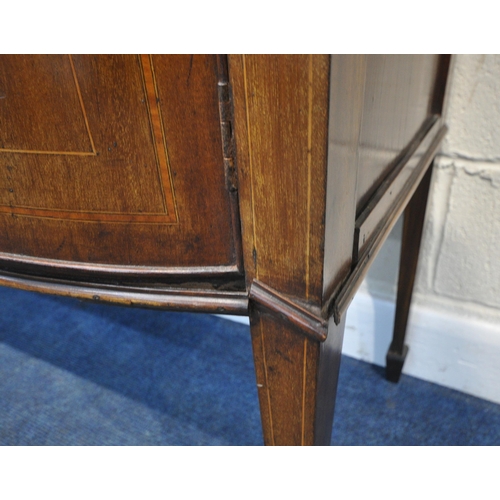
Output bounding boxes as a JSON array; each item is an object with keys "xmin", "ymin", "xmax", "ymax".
[
  {"xmin": 219, "ymin": 290, "xmax": 500, "ymax": 405},
  {"xmin": 343, "ymin": 290, "xmax": 500, "ymax": 405}
]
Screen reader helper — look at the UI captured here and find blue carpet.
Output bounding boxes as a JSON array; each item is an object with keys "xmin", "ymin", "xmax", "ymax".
[{"xmin": 0, "ymin": 286, "xmax": 499, "ymax": 446}]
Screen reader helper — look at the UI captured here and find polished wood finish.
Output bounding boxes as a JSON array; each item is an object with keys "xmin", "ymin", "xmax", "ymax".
[
  {"xmin": 0, "ymin": 270, "xmax": 249, "ymax": 315},
  {"xmin": 0, "ymin": 55, "xmax": 240, "ymax": 276},
  {"xmin": 386, "ymin": 164, "xmax": 434, "ymax": 382},
  {"xmin": 248, "ymin": 308, "xmax": 347, "ymax": 446},
  {"xmin": 0, "ymin": 55, "xmax": 451, "ymax": 445},
  {"xmin": 322, "ymin": 55, "xmax": 368, "ymax": 303},
  {"xmin": 314, "ymin": 316, "xmax": 346, "ymax": 445},
  {"xmin": 249, "ymin": 281, "xmax": 327, "ymax": 342},
  {"xmin": 229, "ymin": 54, "xmax": 330, "ymax": 302},
  {"xmin": 249, "ymin": 305, "xmax": 320, "ymax": 445},
  {"xmin": 229, "ymin": 55, "xmax": 339, "ymax": 445}
]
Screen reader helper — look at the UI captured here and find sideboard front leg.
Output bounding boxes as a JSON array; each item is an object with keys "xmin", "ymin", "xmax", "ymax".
[
  {"xmin": 386, "ymin": 164, "xmax": 434, "ymax": 382},
  {"xmin": 249, "ymin": 292, "xmax": 346, "ymax": 446}
]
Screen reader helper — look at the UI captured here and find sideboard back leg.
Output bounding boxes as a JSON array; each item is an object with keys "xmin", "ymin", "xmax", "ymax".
[
  {"xmin": 386, "ymin": 164, "xmax": 434, "ymax": 382},
  {"xmin": 249, "ymin": 301, "xmax": 346, "ymax": 446}
]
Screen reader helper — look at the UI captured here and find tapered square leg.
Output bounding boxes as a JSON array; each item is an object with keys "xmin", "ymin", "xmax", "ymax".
[
  {"xmin": 249, "ymin": 297, "xmax": 346, "ymax": 446},
  {"xmin": 386, "ymin": 165, "xmax": 434, "ymax": 382}
]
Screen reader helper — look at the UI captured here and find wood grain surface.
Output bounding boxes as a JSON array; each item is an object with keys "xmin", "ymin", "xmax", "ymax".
[
  {"xmin": 229, "ymin": 54, "xmax": 330, "ymax": 303},
  {"xmin": 249, "ymin": 305, "xmax": 320, "ymax": 445},
  {"xmin": 0, "ymin": 55, "xmax": 240, "ymax": 273}
]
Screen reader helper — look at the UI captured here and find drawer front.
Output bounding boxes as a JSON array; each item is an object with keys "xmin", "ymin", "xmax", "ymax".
[{"xmin": 0, "ymin": 55, "xmax": 240, "ymax": 277}]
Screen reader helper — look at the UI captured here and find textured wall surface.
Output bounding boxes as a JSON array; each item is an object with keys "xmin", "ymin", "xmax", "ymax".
[
  {"xmin": 416, "ymin": 55, "xmax": 500, "ymax": 320},
  {"xmin": 441, "ymin": 55, "xmax": 500, "ymax": 161},
  {"xmin": 367, "ymin": 55, "xmax": 500, "ymax": 322},
  {"xmin": 346, "ymin": 55, "xmax": 500, "ymax": 402}
]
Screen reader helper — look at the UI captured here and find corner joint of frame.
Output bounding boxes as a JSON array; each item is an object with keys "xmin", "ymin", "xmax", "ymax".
[{"xmin": 249, "ymin": 280, "xmax": 328, "ymax": 342}]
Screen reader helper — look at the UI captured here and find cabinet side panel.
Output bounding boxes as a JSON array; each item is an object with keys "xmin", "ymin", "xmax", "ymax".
[
  {"xmin": 323, "ymin": 55, "xmax": 368, "ymax": 300},
  {"xmin": 355, "ymin": 55, "xmax": 443, "ymax": 213}
]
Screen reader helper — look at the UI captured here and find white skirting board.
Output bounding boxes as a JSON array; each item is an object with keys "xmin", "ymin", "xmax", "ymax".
[{"xmin": 218, "ymin": 290, "xmax": 500, "ymax": 405}]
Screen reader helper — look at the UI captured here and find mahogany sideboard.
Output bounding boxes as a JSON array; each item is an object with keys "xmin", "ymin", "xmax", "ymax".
[{"xmin": 0, "ymin": 55, "xmax": 451, "ymax": 445}]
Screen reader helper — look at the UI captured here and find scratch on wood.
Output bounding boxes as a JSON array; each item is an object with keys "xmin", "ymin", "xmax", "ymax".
[
  {"xmin": 275, "ymin": 348, "xmax": 293, "ymax": 364},
  {"xmin": 186, "ymin": 55, "xmax": 194, "ymax": 86},
  {"xmin": 55, "ymin": 238, "xmax": 66, "ymax": 253}
]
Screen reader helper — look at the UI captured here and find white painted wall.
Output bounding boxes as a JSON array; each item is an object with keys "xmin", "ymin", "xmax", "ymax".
[
  {"xmin": 344, "ymin": 55, "xmax": 500, "ymax": 404},
  {"xmin": 417, "ymin": 55, "xmax": 500, "ymax": 317}
]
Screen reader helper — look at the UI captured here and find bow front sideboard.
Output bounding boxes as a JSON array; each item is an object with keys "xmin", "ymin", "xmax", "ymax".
[{"xmin": 0, "ymin": 55, "xmax": 451, "ymax": 445}]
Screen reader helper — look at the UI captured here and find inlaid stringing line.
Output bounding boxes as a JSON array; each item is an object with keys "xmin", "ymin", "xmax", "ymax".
[
  {"xmin": 145, "ymin": 55, "xmax": 179, "ymax": 222},
  {"xmin": 139, "ymin": 55, "xmax": 169, "ymax": 215},
  {"xmin": 243, "ymin": 55, "xmax": 273, "ymax": 442},
  {"xmin": 260, "ymin": 319, "xmax": 275, "ymax": 446},
  {"xmin": 0, "ymin": 56, "xmax": 97, "ymax": 157},
  {"xmin": 0, "ymin": 56, "xmax": 177, "ymax": 224},
  {"xmin": 301, "ymin": 337, "xmax": 308, "ymax": 446},
  {"xmin": 0, "ymin": 149, "xmax": 96, "ymax": 156},
  {"xmin": 305, "ymin": 54, "xmax": 314, "ymax": 300},
  {"xmin": 68, "ymin": 55, "xmax": 97, "ymax": 154},
  {"xmin": 242, "ymin": 55, "xmax": 259, "ymax": 280}
]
